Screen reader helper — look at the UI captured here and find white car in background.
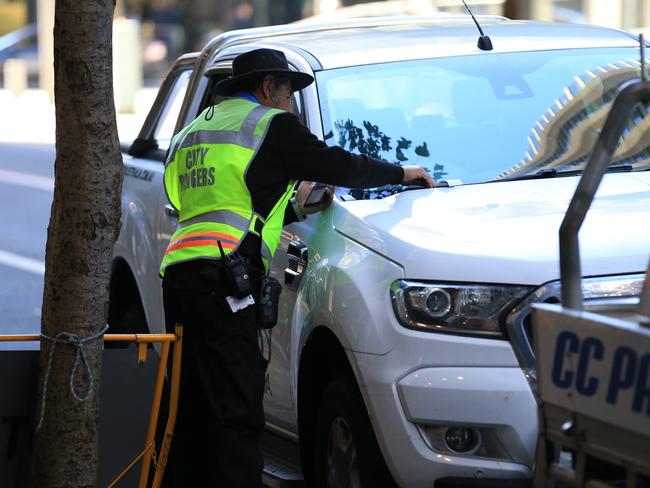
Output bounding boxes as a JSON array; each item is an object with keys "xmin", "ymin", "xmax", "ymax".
[{"xmin": 110, "ymin": 16, "xmax": 650, "ymax": 487}]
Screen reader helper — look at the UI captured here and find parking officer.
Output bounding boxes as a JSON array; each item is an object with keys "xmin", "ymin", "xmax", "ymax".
[{"xmin": 160, "ymin": 48, "xmax": 434, "ymax": 487}]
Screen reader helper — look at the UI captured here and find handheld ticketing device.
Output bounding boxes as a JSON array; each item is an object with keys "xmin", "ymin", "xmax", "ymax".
[
  {"xmin": 304, "ymin": 182, "xmax": 328, "ymax": 207},
  {"xmin": 258, "ymin": 276, "xmax": 282, "ymax": 328}
]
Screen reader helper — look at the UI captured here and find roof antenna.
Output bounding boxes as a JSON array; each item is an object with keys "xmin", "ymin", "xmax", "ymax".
[
  {"xmin": 461, "ymin": 0, "xmax": 493, "ymax": 51},
  {"xmin": 640, "ymin": 33, "xmax": 647, "ymax": 82}
]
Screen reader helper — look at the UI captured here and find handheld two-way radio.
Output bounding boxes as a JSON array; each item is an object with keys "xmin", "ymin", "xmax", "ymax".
[{"xmin": 218, "ymin": 241, "xmax": 252, "ymax": 298}]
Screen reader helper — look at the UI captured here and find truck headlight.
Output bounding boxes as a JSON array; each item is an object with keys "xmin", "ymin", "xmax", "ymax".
[{"xmin": 390, "ymin": 280, "xmax": 532, "ymax": 337}]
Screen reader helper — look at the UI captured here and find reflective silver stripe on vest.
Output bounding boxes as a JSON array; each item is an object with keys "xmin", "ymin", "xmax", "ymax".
[
  {"xmin": 261, "ymin": 240, "xmax": 272, "ymax": 264},
  {"xmin": 178, "ymin": 209, "xmax": 250, "ymax": 230},
  {"xmin": 166, "ymin": 105, "xmax": 272, "ymax": 166},
  {"xmin": 167, "ymin": 130, "xmax": 261, "ymax": 165},
  {"xmin": 239, "ymin": 105, "xmax": 271, "ymax": 148},
  {"xmin": 166, "ymin": 140, "xmax": 181, "ymax": 167}
]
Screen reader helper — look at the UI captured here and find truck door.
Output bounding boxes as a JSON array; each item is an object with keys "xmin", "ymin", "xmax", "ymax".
[
  {"xmin": 122, "ymin": 57, "xmax": 194, "ymax": 332},
  {"xmin": 265, "ymin": 85, "xmax": 319, "ymax": 430}
]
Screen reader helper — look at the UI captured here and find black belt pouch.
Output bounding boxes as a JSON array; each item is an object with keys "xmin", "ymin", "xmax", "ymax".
[{"xmin": 257, "ymin": 276, "xmax": 282, "ymax": 329}]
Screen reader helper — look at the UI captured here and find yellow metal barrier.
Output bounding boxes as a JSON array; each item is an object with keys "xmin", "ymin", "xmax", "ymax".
[{"xmin": 0, "ymin": 324, "xmax": 183, "ymax": 488}]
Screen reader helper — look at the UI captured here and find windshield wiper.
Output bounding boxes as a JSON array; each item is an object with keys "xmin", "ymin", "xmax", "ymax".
[
  {"xmin": 349, "ymin": 181, "xmax": 432, "ymax": 200},
  {"xmin": 504, "ymin": 163, "xmax": 633, "ymax": 182}
]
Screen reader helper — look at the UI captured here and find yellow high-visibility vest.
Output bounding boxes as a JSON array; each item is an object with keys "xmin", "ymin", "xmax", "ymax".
[{"xmin": 160, "ymin": 98, "xmax": 295, "ymax": 275}]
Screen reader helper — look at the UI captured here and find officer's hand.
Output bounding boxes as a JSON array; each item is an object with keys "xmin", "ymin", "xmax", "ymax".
[
  {"xmin": 296, "ymin": 181, "xmax": 335, "ymax": 215},
  {"xmin": 402, "ymin": 166, "xmax": 436, "ymax": 188}
]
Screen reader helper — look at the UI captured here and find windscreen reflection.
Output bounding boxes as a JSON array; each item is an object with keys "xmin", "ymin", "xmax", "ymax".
[{"xmin": 317, "ymin": 47, "xmax": 650, "ymax": 198}]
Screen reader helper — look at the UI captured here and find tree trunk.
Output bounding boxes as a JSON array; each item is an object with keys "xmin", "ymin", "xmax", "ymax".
[
  {"xmin": 31, "ymin": 0, "xmax": 123, "ymax": 486},
  {"xmin": 504, "ymin": 0, "xmax": 525, "ymax": 19}
]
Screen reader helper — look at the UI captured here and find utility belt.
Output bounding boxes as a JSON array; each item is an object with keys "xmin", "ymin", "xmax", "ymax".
[
  {"xmin": 217, "ymin": 244, "xmax": 281, "ymax": 329},
  {"xmin": 163, "ymin": 252, "xmax": 281, "ymax": 329}
]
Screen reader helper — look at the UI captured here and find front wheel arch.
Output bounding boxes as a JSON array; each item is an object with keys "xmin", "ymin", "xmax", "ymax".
[
  {"xmin": 297, "ymin": 327, "xmax": 396, "ymax": 487},
  {"xmin": 107, "ymin": 258, "xmax": 148, "ymax": 339},
  {"xmin": 313, "ymin": 374, "xmax": 397, "ymax": 488}
]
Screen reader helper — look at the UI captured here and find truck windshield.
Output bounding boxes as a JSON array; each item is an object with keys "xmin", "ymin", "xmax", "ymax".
[{"xmin": 316, "ymin": 47, "xmax": 650, "ymax": 194}]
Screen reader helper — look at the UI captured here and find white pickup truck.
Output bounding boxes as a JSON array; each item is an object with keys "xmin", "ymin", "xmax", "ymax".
[{"xmin": 109, "ymin": 16, "xmax": 650, "ymax": 487}]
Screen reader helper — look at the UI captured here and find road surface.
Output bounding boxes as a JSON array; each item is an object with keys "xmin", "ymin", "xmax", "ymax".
[
  {"xmin": 0, "ymin": 88, "xmax": 153, "ymax": 346},
  {"xmin": 0, "ymin": 142, "xmax": 53, "ymax": 345}
]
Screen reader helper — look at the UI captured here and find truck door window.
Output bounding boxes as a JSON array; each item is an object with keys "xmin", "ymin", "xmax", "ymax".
[
  {"xmin": 154, "ymin": 69, "xmax": 191, "ymax": 152},
  {"xmin": 199, "ymin": 70, "xmax": 231, "ymax": 113},
  {"xmin": 291, "ymin": 89, "xmax": 304, "ymax": 122}
]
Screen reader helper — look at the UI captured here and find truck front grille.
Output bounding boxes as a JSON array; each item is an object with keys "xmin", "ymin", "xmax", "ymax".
[{"xmin": 504, "ymin": 274, "xmax": 644, "ymax": 390}]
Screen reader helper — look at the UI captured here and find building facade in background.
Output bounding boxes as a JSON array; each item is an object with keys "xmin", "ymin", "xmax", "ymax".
[{"xmin": 0, "ymin": 0, "xmax": 648, "ymax": 90}]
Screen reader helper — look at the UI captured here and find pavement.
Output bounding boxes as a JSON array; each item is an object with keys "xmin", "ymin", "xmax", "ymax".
[{"xmin": 0, "ymin": 86, "xmax": 160, "ymax": 144}]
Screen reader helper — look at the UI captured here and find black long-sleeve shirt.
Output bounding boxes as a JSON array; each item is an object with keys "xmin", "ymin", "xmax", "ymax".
[{"xmin": 239, "ymin": 111, "xmax": 404, "ymax": 264}]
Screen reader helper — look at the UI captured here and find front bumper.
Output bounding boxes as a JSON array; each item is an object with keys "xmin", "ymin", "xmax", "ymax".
[
  {"xmin": 351, "ymin": 333, "xmax": 536, "ymax": 487},
  {"xmin": 435, "ymin": 478, "xmax": 532, "ymax": 488},
  {"xmin": 398, "ymin": 366, "xmax": 536, "ymax": 466}
]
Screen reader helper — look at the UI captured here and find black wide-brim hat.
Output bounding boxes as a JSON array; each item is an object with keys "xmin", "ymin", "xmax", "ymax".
[{"xmin": 211, "ymin": 48, "xmax": 314, "ymax": 96}]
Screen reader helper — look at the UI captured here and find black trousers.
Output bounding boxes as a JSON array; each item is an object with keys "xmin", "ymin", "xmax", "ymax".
[{"xmin": 162, "ymin": 260, "xmax": 267, "ymax": 487}]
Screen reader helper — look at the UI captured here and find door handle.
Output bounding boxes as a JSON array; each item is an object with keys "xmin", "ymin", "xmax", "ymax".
[
  {"xmin": 287, "ymin": 240, "xmax": 308, "ymax": 261},
  {"xmin": 285, "ymin": 241, "xmax": 308, "ymax": 290},
  {"xmin": 164, "ymin": 204, "xmax": 179, "ymax": 219}
]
